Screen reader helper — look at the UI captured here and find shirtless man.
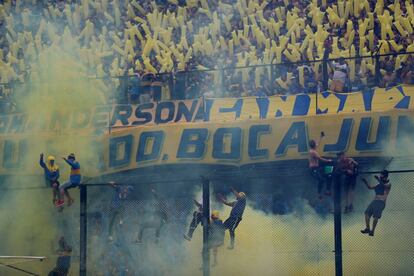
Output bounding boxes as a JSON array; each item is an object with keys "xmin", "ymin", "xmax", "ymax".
[
  {"xmin": 309, "ymin": 132, "xmax": 332, "ymax": 199},
  {"xmin": 336, "ymin": 151, "xmax": 359, "ymax": 213},
  {"xmin": 361, "ymin": 170, "xmax": 391, "ymax": 237}
]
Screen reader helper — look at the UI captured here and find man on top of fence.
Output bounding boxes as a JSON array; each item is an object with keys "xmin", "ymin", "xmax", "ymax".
[
  {"xmin": 361, "ymin": 170, "xmax": 391, "ymax": 237},
  {"xmin": 217, "ymin": 187, "xmax": 246, "ymax": 250},
  {"xmin": 335, "ymin": 151, "xmax": 359, "ymax": 213},
  {"xmin": 309, "ymin": 132, "xmax": 333, "ymax": 199},
  {"xmin": 39, "ymin": 153, "xmax": 64, "ymax": 209},
  {"xmin": 59, "ymin": 153, "xmax": 81, "ymax": 207}
]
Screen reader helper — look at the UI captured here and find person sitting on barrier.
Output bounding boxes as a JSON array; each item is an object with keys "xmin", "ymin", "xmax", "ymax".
[
  {"xmin": 336, "ymin": 151, "xmax": 359, "ymax": 213},
  {"xmin": 330, "ymin": 58, "xmax": 348, "ymax": 92},
  {"xmin": 361, "ymin": 170, "xmax": 391, "ymax": 237},
  {"xmin": 217, "ymin": 187, "xmax": 246, "ymax": 250},
  {"xmin": 184, "ymin": 199, "xmax": 203, "ymax": 241},
  {"xmin": 48, "ymin": 237, "xmax": 72, "ymax": 276},
  {"xmin": 59, "ymin": 153, "xmax": 81, "ymax": 207},
  {"xmin": 309, "ymin": 132, "xmax": 332, "ymax": 199},
  {"xmin": 39, "ymin": 153, "xmax": 64, "ymax": 208},
  {"xmin": 135, "ymin": 188, "xmax": 168, "ymax": 244},
  {"xmin": 108, "ymin": 182, "xmax": 134, "ymax": 242},
  {"xmin": 209, "ymin": 210, "xmax": 225, "ymax": 267}
]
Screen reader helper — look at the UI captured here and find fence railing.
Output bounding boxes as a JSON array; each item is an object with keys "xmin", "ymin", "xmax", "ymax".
[{"xmin": 1, "ymin": 51, "xmax": 414, "ymax": 114}]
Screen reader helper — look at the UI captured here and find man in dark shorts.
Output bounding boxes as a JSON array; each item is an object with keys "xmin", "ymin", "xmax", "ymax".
[
  {"xmin": 218, "ymin": 187, "xmax": 246, "ymax": 250},
  {"xmin": 361, "ymin": 170, "xmax": 391, "ymax": 237},
  {"xmin": 336, "ymin": 151, "xmax": 359, "ymax": 213},
  {"xmin": 183, "ymin": 199, "xmax": 203, "ymax": 241}
]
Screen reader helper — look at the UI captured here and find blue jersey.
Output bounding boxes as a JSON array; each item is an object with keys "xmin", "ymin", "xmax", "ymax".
[
  {"xmin": 39, "ymin": 157, "xmax": 59, "ymax": 185},
  {"xmin": 230, "ymin": 197, "xmax": 246, "ymax": 218},
  {"xmin": 64, "ymin": 159, "xmax": 81, "ymax": 184}
]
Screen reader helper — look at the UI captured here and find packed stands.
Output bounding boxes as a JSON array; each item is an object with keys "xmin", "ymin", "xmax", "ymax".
[{"xmin": 0, "ymin": 0, "xmax": 414, "ymax": 112}]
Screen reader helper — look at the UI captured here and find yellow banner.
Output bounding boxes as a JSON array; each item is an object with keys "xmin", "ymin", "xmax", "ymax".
[{"xmin": 1, "ymin": 85, "xmax": 413, "ymax": 135}]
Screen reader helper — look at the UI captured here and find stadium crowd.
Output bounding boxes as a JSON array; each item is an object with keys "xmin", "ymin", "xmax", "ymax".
[{"xmin": 0, "ymin": 0, "xmax": 414, "ymax": 112}]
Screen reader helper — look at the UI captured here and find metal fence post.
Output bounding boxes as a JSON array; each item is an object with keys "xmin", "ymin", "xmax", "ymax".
[
  {"xmin": 220, "ymin": 68, "xmax": 225, "ymax": 97},
  {"xmin": 202, "ymin": 178, "xmax": 210, "ymax": 276},
  {"xmin": 79, "ymin": 184, "xmax": 88, "ymax": 276},
  {"xmin": 333, "ymin": 174, "xmax": 343, "ymax": 276},
  {"xmin": 322, "ymin": 58, "xmax": 329, "ymax": 91},
  {"xmin": 375, "ymin": 54, "xmax": 381, "ymax": 85}
]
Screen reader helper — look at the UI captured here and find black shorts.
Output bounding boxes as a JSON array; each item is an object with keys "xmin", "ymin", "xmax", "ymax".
[
  {"xmin": 224, "ymin": 217, "xmax": 242, "ymax": 231},
  {"xmin": 365, "ymin": 200, "xmax": 386, "ymax": 219},
  {"xmin": 344, "ymin": 175, "xmax": 357, "ymax": 191}
]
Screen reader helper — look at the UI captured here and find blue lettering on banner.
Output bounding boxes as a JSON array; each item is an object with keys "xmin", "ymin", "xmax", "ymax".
[
  {"xmin": 71, "ymin": 109, "xmax": 91, "ymax": 129},
  {"xmin": 335, "ymin": 93, "xmax": 348, "ymax": 113},
  {"xmin": 136, "ymin": 131, "xmax": 164, "ymax": 162},
  {"xmin": 248, "ymin": 125, "xmax": 270, "ymax": 158},
  {"xmin": 316, "ymin": 92, "xmax": 330, "ymax": 114},
  {"xmin": 362, "ymin": 89, "xmax": 374, "ymax": 111},
  {"xmin": 292, "ymin": 95, "xmax": 310, "ymax": 116},
  {"xmin": 93, "ymin": 106, "xmax": 112, "ymax": 128},
  {"xmin": 133, "ymin": 103, "xmax": 154, "ymax": 125},
  {"xmin": 200, "ymin": 99, "xmax": 214, "ymax": 121},
  {"xmin": 218, "ymin": 99, "xmax": 243, "ymax": 119},
  {"xmin": 275, "ymin": 122, "xmax": 308, "ymax": 155},
  {"xmin": 3, "ymin": 139, "xmax": 27, "ymax": 168},
  {"xmin": 50, "ymin": 110, "xmax": 70, "ymax": 130},
  {"xmin": 109, "ymin": 135, "xmax": 133, "ymax": 167},
  {"xmin": 9, "ymin": 114, "xmax": 27, "ymax": 133},
  {"xmin": 177, "ymin": 128, "xmax": 208, "ymax": 158},
  {"xmin": 212, "ymin": 128, "xmax": 242, "ymax": 160},
  {"xmin": 111, "ymin": 105, "xmax": 132, "ymax": 126},
  {"xmin": 396, "ymin": 115, "xmax": 414, "ymax": 153},
  {"xmin": 356, "ymin": 116, "xmax": 390, "ymax": 151},
  {"xmin": 256, "ymin": 98, "xmax": 269, "ymax": 119},
  {"xmin": 175, "ymin": 100, "xmax": 198, "ymax": 122},
  {"xmin": 155, "ymin": 102, "xmax": 175, "ymax": 124},
  {"xmin": 0, "ymin": 115, "xmax": 10, "ymax": 134},
  {"xmin": 324, "ymin": 118, "xmax": 353, "ymax": 152}
]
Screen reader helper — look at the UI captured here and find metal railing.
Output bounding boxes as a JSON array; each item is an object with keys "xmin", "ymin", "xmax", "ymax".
[{"xmin": 1, "ymin": 51, "xmax": 414, "ymax": 114}]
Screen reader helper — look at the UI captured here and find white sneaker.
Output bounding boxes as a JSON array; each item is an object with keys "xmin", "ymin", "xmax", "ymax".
[
  {"xmin": 119, "ymin": 220, "xmax": 123, "ymax": 225},
  {"xmin": 108, "ymin": 236, "xmax": 113, "ymax": 242}
]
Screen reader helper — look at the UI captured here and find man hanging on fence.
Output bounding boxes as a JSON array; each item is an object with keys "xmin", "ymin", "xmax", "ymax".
[
  {"xmin": 336, "ymin": 151, "xmax": 359, "ymax": 213},
  {"xmin": 361, "ymin": 170, "xmax": 391, "ymax": 237},
  {"xmin": 217, "ymin": 187, "xmax": 246, "ymax": 250},
  {"xmin": 309, "ymin": 132, "xmax": 332, "ymax": 199},
  {"xmin": 59, "ymin": 153, "xmax": 81, "ymax": 207},
  {"xmin": 39, "ymin": 153, "xmax": 64, "ymax": 208},
  {"xmin": 183, "ymin": 199, "xmax": 203, "ymax": 241},
  {"xmin": 135, "ymin": 188, "xmax": 168, "ymax": 244},
  {"xmin": 108, "ymin": 182, "xmax": 134, "ymax": 242}
]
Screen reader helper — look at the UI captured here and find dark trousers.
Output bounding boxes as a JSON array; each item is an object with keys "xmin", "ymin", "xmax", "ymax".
[
  {"xmin": 187, "ymin": 211, "xmax": 203, "ymax": 238},
  {"xmin": 310, "ymin": 168, "xmax": 325, "ymax": 194},
  {"xmin": 224, "ymin": 216, "xmax": 242, "ymax": 246}
]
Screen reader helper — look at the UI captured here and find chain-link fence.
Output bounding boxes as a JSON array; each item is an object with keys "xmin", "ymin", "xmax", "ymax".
[
  {"xmin": 0, "ymin": 158, "xmax": 413, "ymax": 275},
  {"xmin": 2, "ymin": 51, "xmax": 414, "ymax": 115},
  {"xmin": 79, "ymin": 158, "xmax": 413, "ymax": 276},
  {"xmin": 0, "ymin": 176, "xmax": 80, "ymax": 276}
]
